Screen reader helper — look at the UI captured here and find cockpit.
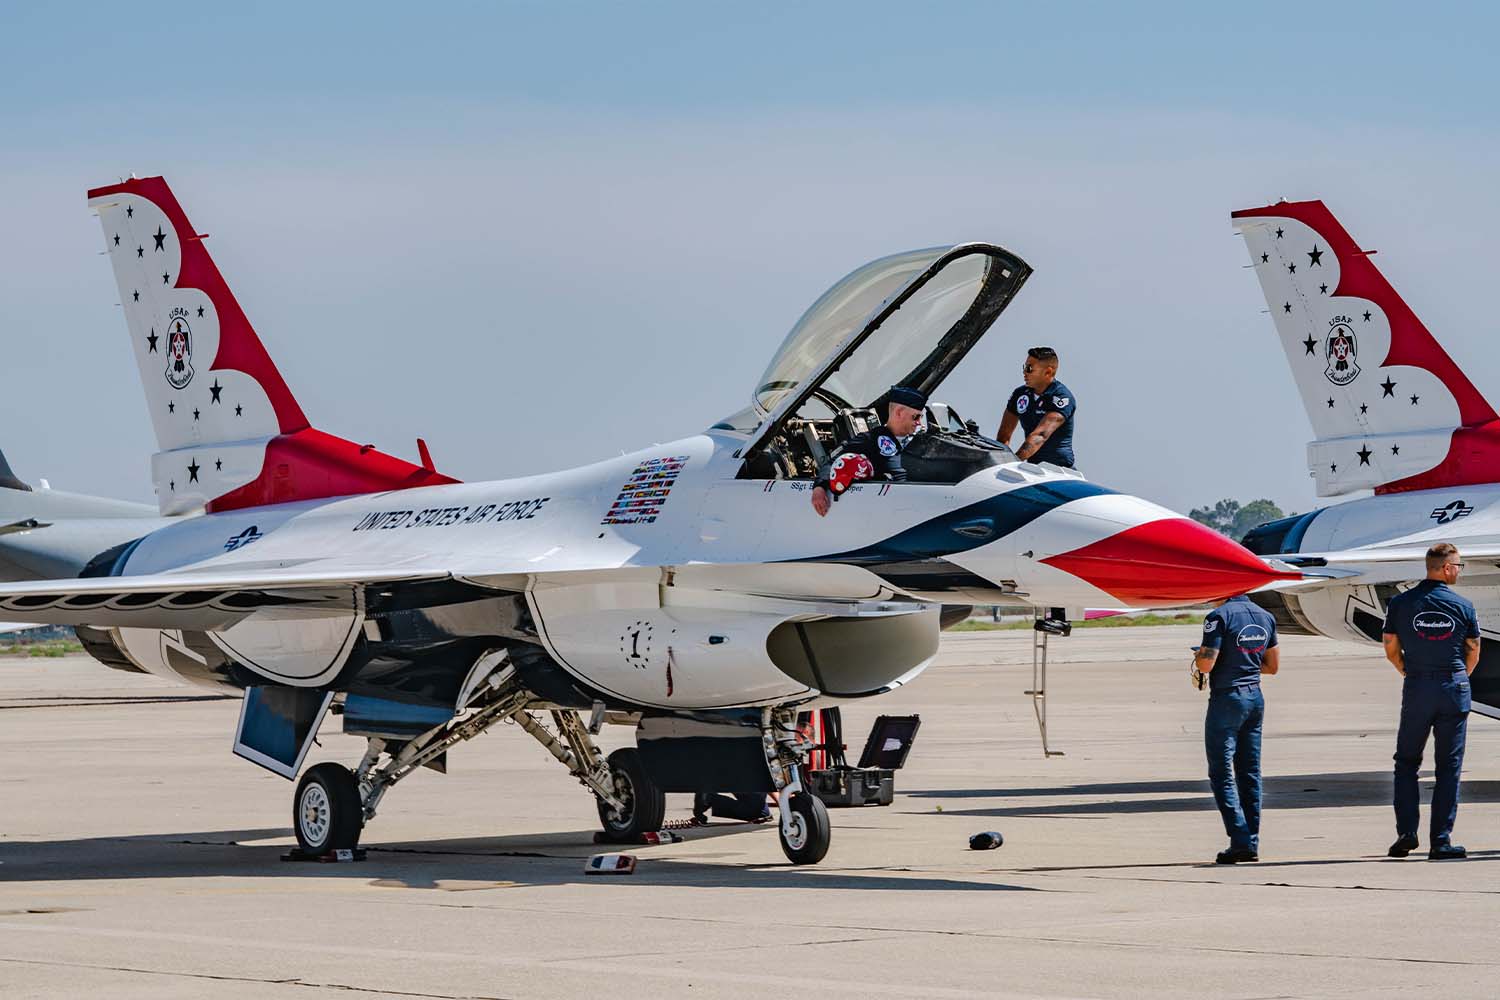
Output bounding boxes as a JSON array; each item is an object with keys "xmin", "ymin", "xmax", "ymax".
[{"xmin": 723, "ymin": 244, "xmax": 1034, "ymax": 485}]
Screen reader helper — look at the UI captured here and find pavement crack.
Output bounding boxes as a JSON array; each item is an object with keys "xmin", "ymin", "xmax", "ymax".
[
  {"xmin": 0, "ymin": 956, "xmax": 516, "ymax": 999},
  {"xmin": 535, "ymin": 933, "xmax": 898, "ymax": 964}
]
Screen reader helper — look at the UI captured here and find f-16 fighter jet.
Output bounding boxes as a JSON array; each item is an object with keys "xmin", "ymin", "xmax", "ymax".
[
  {"xmin": 0, "ymin": 178, "xmax": 1287, "ymax": 864},
  {"xmin": 1233, "ymin": 199, "xmax": 1500, "ymax": 718}
]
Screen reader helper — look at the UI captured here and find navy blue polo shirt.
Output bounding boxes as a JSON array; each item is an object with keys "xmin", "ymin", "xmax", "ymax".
[
  {"xmin": 1006, "ymin": 379, "xmax": 1076, "ymax": 467},
  {"xmin": 1199, "ymin": 596, "xmax": 1278, "ymax": 691},
  {"xmin": 1383, "ymin": 580, "xmax": 1479, "ymax": 674}
]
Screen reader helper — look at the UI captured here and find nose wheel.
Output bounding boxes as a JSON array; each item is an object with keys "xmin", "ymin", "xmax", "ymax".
[
  {"xmin": 294, "ymin": 762, "xmax": 364, "ymax": 854},
  {"xmin": 778, "ymin": 791, "xmax": 830, "ymax": 864}
]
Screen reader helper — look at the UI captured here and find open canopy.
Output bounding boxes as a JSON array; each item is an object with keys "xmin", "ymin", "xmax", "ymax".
[{"xmin": 743, "ymin": 244, "xmax": 1030, "ymax": 452}]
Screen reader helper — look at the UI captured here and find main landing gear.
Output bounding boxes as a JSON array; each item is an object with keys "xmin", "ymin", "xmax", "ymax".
[
  {"xmin": 285, "ymin": 663, "xmax": 830, "ymax": 864},
  {"xmin": 287, "ymin": 663, "xmax": 643, "ymax": 854}
]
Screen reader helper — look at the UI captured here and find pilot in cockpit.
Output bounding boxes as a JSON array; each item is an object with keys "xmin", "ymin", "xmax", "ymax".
[{"xmin": 810, "ymin": 385, "xmax": 927, "ymax": 517}]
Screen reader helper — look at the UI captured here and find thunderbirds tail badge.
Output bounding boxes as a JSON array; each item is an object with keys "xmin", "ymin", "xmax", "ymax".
[
  {"xmin": 1324, "ymin": 317, "xmax": 1359, "ymax": 387},
  {"xmin": 165, "ymin": 308, "xmax": 194, "ymax": 390}
]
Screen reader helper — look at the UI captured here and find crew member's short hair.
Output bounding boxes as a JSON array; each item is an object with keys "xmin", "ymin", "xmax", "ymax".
[
  {"xmin": 1028, "ymin": 346, "xmax": 1059, "ymax": 365},
  {"xmin": 1426, "ymin": 542, "xmax": 1460, "ymax": 572}
]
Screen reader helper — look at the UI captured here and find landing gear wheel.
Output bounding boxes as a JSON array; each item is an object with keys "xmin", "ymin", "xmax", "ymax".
[
  {"xmin": 294, "ymin": 762, "xmax": 364, "ymax": 854},
  {"xmin": 596, "ymin": 747, "xmax": 665, "ymax": 842},
  {"xmin": 779, "ymin": 791, "xmax": 830, "ymax": 865}
]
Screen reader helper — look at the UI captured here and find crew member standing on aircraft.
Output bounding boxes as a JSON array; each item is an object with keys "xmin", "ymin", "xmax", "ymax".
[
  {"xmin": 1383, "ymin": 543, "xmax": 1479, "ymax": 861},
  {"xmin": 811, "ymin": 385, "xmax": 925, "ymax": 517},
  {"xmin": 996, "ymin": 347, "xmax": 1076, "ymax": 467},
  {"xmin": 1193, "ymin": 593, "xmax": 1279, "ymax": 864}
]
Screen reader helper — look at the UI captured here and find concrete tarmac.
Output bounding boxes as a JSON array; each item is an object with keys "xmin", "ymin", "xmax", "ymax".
[{"xmin": 2, "ymin": 627, "xmax": 1498, "ymax": 999}]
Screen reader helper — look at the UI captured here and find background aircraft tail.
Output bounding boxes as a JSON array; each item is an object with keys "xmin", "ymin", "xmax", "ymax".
[
  {"xmin": 0, "ymin": 447, "xmax": 161, "ymax": 581},
  {"xmin": 87, "ymin": 177, "xmax": 458, "ymax": 516},
  {"xmin": 0, "ymin": 448, "xmax": 29, "ymax": 493},
  {"xmin": 1232, "ymin": 200, "xmax": 1500, "ymax": 497}
]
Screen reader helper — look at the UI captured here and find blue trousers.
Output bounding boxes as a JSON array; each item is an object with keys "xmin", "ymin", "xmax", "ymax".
[
  {"xmin": 1205, "ymin": 686, "xmax": 1264, "ymax": 851},
  {"xmin": 1394, "ymin": 672, "xmax": 1470, "ymax": 844}
]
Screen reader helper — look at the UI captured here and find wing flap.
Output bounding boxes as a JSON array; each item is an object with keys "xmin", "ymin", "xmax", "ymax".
[{"xmin": 0, "ymin": 560, "xmax": 450, "ymax": 629}]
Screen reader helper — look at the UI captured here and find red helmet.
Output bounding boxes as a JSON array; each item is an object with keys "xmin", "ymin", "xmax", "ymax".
[{"xmin": 828, "ymin": 453, "xmax": 875, "ymax": 495}]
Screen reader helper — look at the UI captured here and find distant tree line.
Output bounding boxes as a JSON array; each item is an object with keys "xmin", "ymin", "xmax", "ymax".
[{"xmin": 1188, "ymin": 498, "xmax": 1288, "ymax": 540}]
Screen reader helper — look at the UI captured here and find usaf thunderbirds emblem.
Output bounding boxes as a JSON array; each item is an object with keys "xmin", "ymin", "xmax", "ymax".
[
  {"xmin": 165, "ymin": 308, "xmax": 194, "ymax": 389},
  {"xmin": 1324, "ymin": 317, "xmax": 1359, "ymax": 386}
]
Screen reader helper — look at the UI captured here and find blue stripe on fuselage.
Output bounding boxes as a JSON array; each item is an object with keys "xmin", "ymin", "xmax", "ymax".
[{"xmin": 808, "ymin": 479, "xmax": 1117, "ymax": 564}]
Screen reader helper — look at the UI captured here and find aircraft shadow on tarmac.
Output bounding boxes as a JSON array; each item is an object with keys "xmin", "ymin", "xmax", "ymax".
[
  {"xmin": 0, "ymin": 826, "xmax": 1035, "ymax": 893},
  {"xmin": 905, "ymin": 771, "xmax": 1500, "ymax": 817}
]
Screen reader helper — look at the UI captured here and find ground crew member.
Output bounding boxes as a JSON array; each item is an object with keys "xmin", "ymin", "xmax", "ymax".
[
  {"xmin": 692, "ymin": 791, "xmax": 772, "ymax": 825},
  {"xmin": 996, "ymin": 347, "xmax": 1077, "ymax": 467},
  {"xmin": 1383, "ymin": 542, "xmax": 1479, "ymax": 860},
  {"xmin": 1193, "ymin": 593, "xmax": 1280, "ymax": 864},
  {"xmin": 810, "ymin": 385, "xmax": 926, "ymax": 517}
]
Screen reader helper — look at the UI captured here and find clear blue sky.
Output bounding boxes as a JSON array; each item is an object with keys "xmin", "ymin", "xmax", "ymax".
[{"xmin": 3, "ymin": 2, "xmax": 1497, "ymax": 515}]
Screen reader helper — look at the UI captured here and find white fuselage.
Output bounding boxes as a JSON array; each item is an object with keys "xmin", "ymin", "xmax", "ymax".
[
  {"xmin": 95, "ymin": 428, "xmax": 1210, "ymax": 708},
  {"xmin": 1267, "ymin": 483, "xmax": 1500, "ymax": 646}
]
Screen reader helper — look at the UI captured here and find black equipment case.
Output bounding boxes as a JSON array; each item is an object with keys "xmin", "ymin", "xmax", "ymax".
[{"xmin": 807, "ymin": 712, "xmax": 920, "ymax": 808}]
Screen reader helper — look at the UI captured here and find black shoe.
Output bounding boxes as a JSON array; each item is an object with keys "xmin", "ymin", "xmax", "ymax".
[
  {"xmin": 1429, "ymin": 843, "xmax": 1467, "ymax": 860},
  {"xmin": 1387, "ymin": 834, "xmax": 1420, "ymax": 858},
  {"xmin": 1215, "ymin": 846, "xmax": 1258, "ymax": 864}
]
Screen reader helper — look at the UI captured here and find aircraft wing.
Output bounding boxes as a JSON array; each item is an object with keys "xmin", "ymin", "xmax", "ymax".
[
  {"xmin": 1265, "ymin": 544, "xmax": 1500, "ymax": 587},
  {"xmin": 0, "ymin": 558, "xmax": 453, "ymax": 630}
]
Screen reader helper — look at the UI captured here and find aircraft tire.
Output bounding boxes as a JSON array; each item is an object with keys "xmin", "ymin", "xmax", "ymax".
[
  {"xmin": 596, "ymin": 747, "xmax": 666, "ymax": 842},
  {"xmin": 779, "ymin": 791, "xmax": 830, "ymax": 865},
  {"xmin": 294, "ymin": 762, "xmax": 364, "ymax": 854}
]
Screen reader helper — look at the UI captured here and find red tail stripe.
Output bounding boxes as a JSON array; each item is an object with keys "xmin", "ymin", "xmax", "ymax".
[
  {"xmin": 87, "ymin": 176, "xmax": 309, "ymax": 435},
  {"xmin": 1232, "ymin": 200, "xmax": 1497, "ymax": 428},
  {"xmin": 206, "ymin": 428, "xmax": 458, "ymax": 514}
]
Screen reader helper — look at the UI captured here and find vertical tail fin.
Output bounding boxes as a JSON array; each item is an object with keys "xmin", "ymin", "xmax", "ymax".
[
  {"xmin": 87, "ymin": 177, "xmax": 457, "ymax": 514},
  {"xmin": 0, "ymin": 449, "xmax": 31, "ymax": 493},
  {"xmin": 1231, "ymin": 200, "xmax": 1500, "ymax": 497}
]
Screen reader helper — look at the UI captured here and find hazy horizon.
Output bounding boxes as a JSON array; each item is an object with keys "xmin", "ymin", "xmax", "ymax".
[{"xmin": 4, "ymin": 3, "xmax": 1497, "ymax": 518}]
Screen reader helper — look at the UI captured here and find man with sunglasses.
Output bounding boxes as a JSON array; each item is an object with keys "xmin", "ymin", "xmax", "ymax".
[
  {"xmin": 1382, "ymin": 542, "xmax": 1480, "ymax": 860},
  {"xmin": 996, "ymin": 347, "xmax": 1076, "ymax": 467}
]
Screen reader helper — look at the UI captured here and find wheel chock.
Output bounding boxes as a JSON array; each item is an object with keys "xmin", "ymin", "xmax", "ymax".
[
  {"xmin": 280, "ymin": 847, "xmax": 367, "ymax": 863},
  {"xmin": 585, "ymin": 853, "xmax": 638, "ymax": 875},
  {"xmin": 590, "ymin": 829, "xmax": 683, "ymax": 845}
]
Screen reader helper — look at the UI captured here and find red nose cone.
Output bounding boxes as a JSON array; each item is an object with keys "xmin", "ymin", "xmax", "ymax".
[{"xmin": 1041, "ymin": 518, "xmax": 1300, "ymax": 606}]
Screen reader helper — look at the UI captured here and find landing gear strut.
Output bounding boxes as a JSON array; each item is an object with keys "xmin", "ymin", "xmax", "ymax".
[{"xmin": 763, "ymin": 706, "xmax": 831, "ymax": 864}]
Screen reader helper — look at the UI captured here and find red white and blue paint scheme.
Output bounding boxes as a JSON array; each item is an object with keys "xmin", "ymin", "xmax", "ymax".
[
  {"xmin": 1232, "ymin": 200, "xmax": 1500, "ymax": 718},
  {"xmin": 0, "ymin": 178, "xmax": 1287, "ymax": 863}
]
